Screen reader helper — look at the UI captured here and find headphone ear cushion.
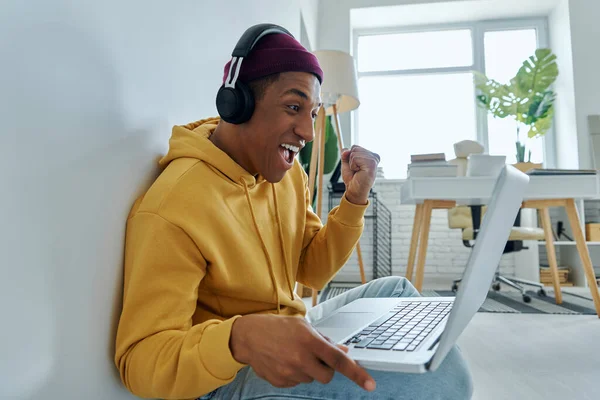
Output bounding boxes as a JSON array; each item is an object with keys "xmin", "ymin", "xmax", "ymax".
[
  {"xmin": 216, "ymin": 85, "xmax": 239, "ymax": 123},
  {"xmin": 233, "ymin": 81, "xmax": 255, "ymax": 124},
  {"xmin": 216, "ymin": 82, "xmax": 255, "ymax": 124}
]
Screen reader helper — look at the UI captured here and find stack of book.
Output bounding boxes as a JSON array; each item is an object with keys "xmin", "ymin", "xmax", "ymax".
[
  {"xmin": 407, "ymin": 153, "xmax": 458, "ymax": 178},
  {"xmin": 539, "ymin": 265, "xmax": 572, "ymax": 286}
]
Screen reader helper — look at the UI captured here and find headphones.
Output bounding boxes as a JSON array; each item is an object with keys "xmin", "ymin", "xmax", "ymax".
[{"xmin": 216, "ymin": 23, "xmax": 294, "ymax": 124}]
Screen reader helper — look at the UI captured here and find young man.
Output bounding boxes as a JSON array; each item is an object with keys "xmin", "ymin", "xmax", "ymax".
[{"xmin": 114, "ymin": 29, "xmax": 472, "ymax": 400}]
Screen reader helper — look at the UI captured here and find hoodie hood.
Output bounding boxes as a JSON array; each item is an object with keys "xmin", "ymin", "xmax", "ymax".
[{"xmin": 159, "ymin": 117, "xmax": 264, "ymax": 188}]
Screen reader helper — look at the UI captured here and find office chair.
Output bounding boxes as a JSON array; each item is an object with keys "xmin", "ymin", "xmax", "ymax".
[{"xmin": 448, "ymin": 205, "xmax": 548, "ymax": 302}]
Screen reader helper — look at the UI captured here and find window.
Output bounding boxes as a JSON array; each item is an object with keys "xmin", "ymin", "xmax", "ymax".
[
  {"xmin": 484, "ymin": 29, "xmax": 541, "ymax": 164},
  {"xmin": 357, "ymin": 29, "xmax": 473, "ymax": 71},
  {"xmin": 354, "ymin": 19, "xmax": 549, "ymax": 179}
]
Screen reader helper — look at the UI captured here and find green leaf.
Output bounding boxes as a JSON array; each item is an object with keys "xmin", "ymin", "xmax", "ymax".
[
  {"xmin": 473, "ymin": 71, "xmax": 512, "ymax": 119},
  {"xmin": 473, "ymin": 48, "xmax": 559, "ymax": 141},
  {"xmin": 323, "ymin": 116, "xmax": 339, "ymax": 174},
  {"xmin": 527, "ymin": 108, "xmax": 554, "ymax": 139},
  {"xmin": 516, "ymin": 48, "xmax": 558, "ymax": 95},
  {"xmin": 525, "ymin": 90, "xmax": 555, "ymax": 125}
]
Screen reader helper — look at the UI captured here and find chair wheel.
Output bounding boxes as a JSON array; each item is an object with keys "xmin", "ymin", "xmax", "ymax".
[
  {"xmin": 492, "ymin": 283, "xmax": 501, "ymax": 291},
  {"xmin": 537, "ymin": 288, "xmax": 547, "ymax": 297},
  {"xmin": 523, "ymin": 294, "xmax": 532, "ymax": 303},
  {"xmin": 451, "ymin": 283, "xmax": 459, "ymax": 293}
]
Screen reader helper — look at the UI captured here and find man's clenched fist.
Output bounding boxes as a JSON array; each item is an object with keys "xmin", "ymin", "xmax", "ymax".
[{"xmin": 341, "ymin": 145, "xmax": 380, "ymax": 205}]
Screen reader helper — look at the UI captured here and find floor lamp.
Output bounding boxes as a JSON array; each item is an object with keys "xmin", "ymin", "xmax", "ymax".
[{"xmin": 297, "ymin": 50, "xmax": 364, "ymax": 306}]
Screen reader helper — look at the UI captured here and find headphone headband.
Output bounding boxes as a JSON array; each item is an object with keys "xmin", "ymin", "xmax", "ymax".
[
  {"xmin": 216, "ymin": 23, "xmax": 295, "ymax": 124},
  {"xmin": 232, "ymin": 23, "xmax": 293, "ymax": 58},
  {"xmin": 224, "ymin": 23, "xmax": 293, "ymax": 89}
]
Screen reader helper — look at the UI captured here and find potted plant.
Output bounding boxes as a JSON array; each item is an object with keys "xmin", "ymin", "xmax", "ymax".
[{"xmin": 474, "ymin": 48, "xmax": 559, "ymax": 172}]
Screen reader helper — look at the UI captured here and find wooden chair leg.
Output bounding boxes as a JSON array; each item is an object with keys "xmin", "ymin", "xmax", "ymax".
[
  {"xmin": 539, "ymin": 207, "xmax": 562, "ymax": 304},
  {"xmin": 564, "ymin": 199, "xmax": 600, "ymax": 318},
  {"xmin": 356, "ymin": 242, "xmax": 366, "ymax": 284},
  {"xmin": 414, "ymin": 201, "xmax": 434, "ymax": 292},
  {"xmin": 406, "ymin": 204, "xmax": 424, "ymax": 282}
]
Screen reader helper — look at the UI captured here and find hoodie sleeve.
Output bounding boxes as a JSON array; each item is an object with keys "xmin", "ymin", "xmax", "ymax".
[
  {"xmin": 296, "ymin": 174, "xmax": 368, "ymax": 290},
  {"xmin": 114, "ymin": 212, "xmax": 245, "ymax": 400}
]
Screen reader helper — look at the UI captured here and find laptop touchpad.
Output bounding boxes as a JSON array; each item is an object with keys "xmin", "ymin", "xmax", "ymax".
[{"xmin": 314, "ymin": 312, "xmax": 376, "ymax": 343}]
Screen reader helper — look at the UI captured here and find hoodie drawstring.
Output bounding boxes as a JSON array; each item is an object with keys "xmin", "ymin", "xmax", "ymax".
[
  {"xmin": 242, "ymin": 180, "xmax": 281, "ymax": 314},
  {"xmin": 271, "ymin": 184, "xmax": 296, "ymax": 299}
]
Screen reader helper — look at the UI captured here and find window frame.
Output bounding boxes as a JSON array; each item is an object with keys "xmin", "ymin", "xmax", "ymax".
[{"xmin": 352, "ymin": 17, "xmax": 554, "ymax": 179}]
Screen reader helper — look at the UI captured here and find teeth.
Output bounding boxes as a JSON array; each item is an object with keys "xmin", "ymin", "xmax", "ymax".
[{"xmin": 281, "ymin": 143, "xmax": 299, "ymax": 153}]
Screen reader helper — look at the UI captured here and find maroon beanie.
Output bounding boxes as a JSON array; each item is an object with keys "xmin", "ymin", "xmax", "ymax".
[{"xmin": 222, "ymin": 33, "xmax": 324, "ymax": 85}]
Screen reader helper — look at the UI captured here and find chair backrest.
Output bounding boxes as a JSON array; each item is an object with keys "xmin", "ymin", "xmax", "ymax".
[
  {"xmin": 447, "ymin": 205, "xmax": 525, "ymax": 254},
  {"xmin": 447, "ymin": 205, "xmax": 488, "ymax": 229}
]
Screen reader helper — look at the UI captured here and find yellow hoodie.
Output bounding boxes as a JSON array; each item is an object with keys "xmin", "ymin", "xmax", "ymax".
[{"xmin": 114, "ymin": 117, "xmax": 368, "ymax": 399}]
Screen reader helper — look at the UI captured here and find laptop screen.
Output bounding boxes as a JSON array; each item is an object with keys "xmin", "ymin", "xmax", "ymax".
[{"xmin": 428, "ymin": 166, "xmax": 529, "ymax": 371}]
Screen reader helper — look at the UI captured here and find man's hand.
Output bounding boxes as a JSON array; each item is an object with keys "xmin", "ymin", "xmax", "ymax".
[
  {"xmin": 230, "ymin": 314, "xmax": 376, "ymax": 391},
  {"xmin": 341, "ymin": 145, "xmax": 380, "ymax": 205}
]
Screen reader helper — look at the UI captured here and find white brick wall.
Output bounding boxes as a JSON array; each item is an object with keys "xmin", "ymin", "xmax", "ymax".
[{"xmin": 319, "ymin": 179, "xmax": 516, "ymax": 284}]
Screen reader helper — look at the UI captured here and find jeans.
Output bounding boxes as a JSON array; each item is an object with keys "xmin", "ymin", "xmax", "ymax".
[{"xmin": 199, "ymin": 277, "xmax": 473, "ymax": 400}]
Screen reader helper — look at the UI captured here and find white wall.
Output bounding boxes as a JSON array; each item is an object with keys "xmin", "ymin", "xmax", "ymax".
[
  {"xmin": 567, "ymin": 0, "xmax": 600, "ymax": 169},
  {"xmin": 0, "ymin": 1, "xmax": 303, "ymax": 399},
  {"xmin": 300, "ymin": 0, "xmax": 321, "ymax": 50},
  {"xmin": 549, "ymin": 0, "xmax": 580, "ymax": 169}
]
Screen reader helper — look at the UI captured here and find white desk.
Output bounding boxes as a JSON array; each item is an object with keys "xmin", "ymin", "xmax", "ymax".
[
  {"xmin": 401, "ymin": 174, "xmax": 600, "ymax": 203},
  {"xmin": 400, "ymin": 173, "xmax": 600, "ymax": 318}
]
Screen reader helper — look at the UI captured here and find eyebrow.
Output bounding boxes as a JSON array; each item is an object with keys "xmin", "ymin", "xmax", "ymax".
[
  {"xmin": 283, "ymin": 88, "xmax": 308, "ymax": 99},
  {"xmin": 282, "ymin": 88, "xmax": 323, "ymax": 108}
]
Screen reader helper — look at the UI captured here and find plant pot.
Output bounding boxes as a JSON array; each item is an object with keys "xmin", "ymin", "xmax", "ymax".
[{"xmin": 513, "ymin": 162, "xmax": 543, "ymax": 173}]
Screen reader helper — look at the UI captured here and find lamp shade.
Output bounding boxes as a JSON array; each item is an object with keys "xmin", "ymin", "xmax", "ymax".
[{"xmin": 313, "ymin": 50, "xmax": 360, "ymax": 115}]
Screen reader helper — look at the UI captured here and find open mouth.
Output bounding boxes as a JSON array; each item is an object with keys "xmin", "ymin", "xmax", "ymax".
[{"xmin": 279, "ymin": 143, "xmax": 300, "ymax": 165}]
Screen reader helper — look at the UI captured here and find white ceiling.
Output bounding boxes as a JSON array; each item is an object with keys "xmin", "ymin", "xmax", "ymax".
[{"xmin": 351, "ymin": 0, "xmax": 561, "ymax": 29}]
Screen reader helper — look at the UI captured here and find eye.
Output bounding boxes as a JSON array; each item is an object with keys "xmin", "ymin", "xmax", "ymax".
[{"xmin": 288, "ymin": 105, "xmax": 300, "ymax": 112}]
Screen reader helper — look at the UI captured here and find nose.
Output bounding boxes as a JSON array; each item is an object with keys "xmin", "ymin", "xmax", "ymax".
[{"xmin": 295, "ymin": 113, "xmax": 316, "ymax": 144}]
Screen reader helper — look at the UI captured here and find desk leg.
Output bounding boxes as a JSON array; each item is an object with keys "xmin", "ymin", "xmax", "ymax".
[
  {"xmin": 565, "ymin": 199, "xmax": 600, "ymax": 318},
  {"xmin": 406, "ymin": 204, "xmax": 424, "ymax": 282},
  {"xmin": 414, "ymin": 201, "xmax": 433, "ymax": 292},
  {"xmin": 539, "ymin": 207, "xmax": 562, "ymax": 304}
]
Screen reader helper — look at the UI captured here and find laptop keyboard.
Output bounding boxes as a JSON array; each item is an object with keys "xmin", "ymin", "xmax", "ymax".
[{"xmin": 345, "ymin": 301, "xmax": 453, "ymax": 352}]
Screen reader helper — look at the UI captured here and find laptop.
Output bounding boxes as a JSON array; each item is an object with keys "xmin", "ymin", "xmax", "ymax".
[{"xmin": 312, "ymin": 165, "xmax": 529, "ymax": 373}]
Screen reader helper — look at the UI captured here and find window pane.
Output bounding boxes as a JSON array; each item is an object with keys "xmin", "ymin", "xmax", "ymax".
[
  {"xmin": 484, "ymin": 29, "xmax": 542, "ymax": 163},
  {"xmin": 358, "ymin": 30, "xmax": 473, "ymax": 72},
  {"xmin": 357, "ymin": 73, "xmax": 477, "ymax": 179}
]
